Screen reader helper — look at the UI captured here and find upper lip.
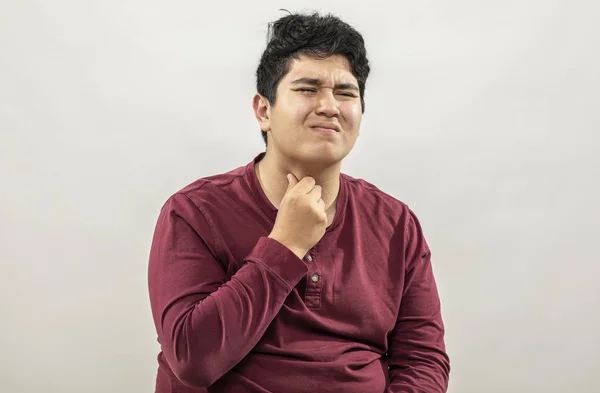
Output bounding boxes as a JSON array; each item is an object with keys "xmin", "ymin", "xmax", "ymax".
[{"xmin": 310, "ymin": 122, "xmax": 341, "ymax": 132}]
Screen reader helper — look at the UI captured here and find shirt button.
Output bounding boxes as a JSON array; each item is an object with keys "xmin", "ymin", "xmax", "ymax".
[
  {"xmin": 311, "ymin": 273, "xmax": 320, "ymax": 283},
  {"xmin": 306, "ymin": 255, "xmax": 313, "ymax": 262}
]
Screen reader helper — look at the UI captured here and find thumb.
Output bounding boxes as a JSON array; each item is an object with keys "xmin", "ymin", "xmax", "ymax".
[{"xmin": 286, "ymin": 173, "xmax": 298, "ymax": 189}]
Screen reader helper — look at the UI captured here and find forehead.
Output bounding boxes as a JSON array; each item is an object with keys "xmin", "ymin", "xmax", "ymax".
[{"xmin": 282, "ymin": 54, "xmax": 357, "ymax": 85}]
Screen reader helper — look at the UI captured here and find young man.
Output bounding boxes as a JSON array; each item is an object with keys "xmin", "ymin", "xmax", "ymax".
[{"xmin": 148, "ymin": 12, "xmax": 450, "ymax": 393}]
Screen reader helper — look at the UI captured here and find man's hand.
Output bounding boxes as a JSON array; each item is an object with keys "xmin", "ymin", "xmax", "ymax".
[{"xmin": 268, "ymin": 174, "xmax": 327, "ymax": 259}]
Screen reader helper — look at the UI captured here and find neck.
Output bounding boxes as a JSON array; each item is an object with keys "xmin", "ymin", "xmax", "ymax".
[{"xmin": 255, "ymin": 150, "xmax": 341, "ymax": 215}]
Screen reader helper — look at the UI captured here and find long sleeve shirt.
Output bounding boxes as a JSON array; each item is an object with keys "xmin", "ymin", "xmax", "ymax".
[{"xmin": 147, "ymin": 152, "xmax": 450, "ymax": 393}]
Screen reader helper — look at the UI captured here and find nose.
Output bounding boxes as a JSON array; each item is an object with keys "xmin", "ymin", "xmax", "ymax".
[{"xmin": 315, "ymin": 90, "xmax": 340, "ymax": 117}]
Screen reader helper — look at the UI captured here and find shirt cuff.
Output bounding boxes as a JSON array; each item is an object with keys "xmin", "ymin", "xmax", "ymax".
[{"xmin": 245, "ymin": 236, "xmax": 308, "ymax": 289}]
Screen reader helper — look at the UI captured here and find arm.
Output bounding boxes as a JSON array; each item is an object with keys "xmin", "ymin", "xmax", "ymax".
[
  {"xmin": 148, "ymin": 193, "xmax": 308, "ymax": 388},
  {"xmin": 386, "ymin": 210, "xmax": 450, "ymax": 392}
]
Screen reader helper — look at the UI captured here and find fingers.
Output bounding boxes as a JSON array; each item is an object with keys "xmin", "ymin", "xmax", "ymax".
[
  {"xmin": 307, "ymin": 184, "xmax": 322, "ymax": 201},
  {"xmin": 287, "ymin": 173, "xmax": 299, "ymax": 189},
  {"xmin": 287, "ymin": 176, "xmax": 324, "ymax": 205},
  {"xmin": 293, "ymin": 176, "xmax": 316, "ymax": 194},
  {"xmin": 317, "ymin": 198, "xmax": 325, "ymax": 209}
]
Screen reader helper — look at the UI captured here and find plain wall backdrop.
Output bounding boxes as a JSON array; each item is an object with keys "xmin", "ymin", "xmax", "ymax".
[{"xmin": 1, "ymin": 1, "xmax": 599, "ymax": 392}]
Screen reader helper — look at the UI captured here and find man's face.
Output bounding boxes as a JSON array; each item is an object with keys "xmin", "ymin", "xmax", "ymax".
[{"xmin": 256, "ymin": 54, "xmax": 363, "ymax": 166}]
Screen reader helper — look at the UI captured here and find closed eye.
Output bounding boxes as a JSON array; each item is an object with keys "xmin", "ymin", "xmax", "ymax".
[{"xmin": 295, "ymin": 88, "xmax": 357, "ymax": 98}]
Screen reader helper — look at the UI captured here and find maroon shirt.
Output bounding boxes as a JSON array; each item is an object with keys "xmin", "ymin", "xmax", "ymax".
[{"xmin": 148, "ymin": 152, "xmax": 450, "ymax": 393}]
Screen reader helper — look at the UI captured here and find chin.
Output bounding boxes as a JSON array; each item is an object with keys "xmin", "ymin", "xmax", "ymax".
[{"xmin": 298, "ymin": 149, "xmax": 347, "ymax": 166}]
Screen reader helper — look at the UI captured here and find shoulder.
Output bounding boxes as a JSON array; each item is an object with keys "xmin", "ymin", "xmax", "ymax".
[
  {"xmin": 342, "ymin": 172, "xmax": 412, "ymax": 217},
  {"xmin": 341, "ymin": 172, "xmax": 427, "ymax": 247},
  {"xmin": 153, "ymin": 165, "xmax": 247, "ymax": 228},
  {"xmin": 169, "ymin": 164, "xmax": 246, "ymax": 209}
]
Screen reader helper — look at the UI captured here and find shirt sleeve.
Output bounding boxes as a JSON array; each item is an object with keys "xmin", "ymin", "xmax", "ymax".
[
  {"xmin": 147, "ymin": 192, "xmax": 308, "ymax": 388},
  {"xmin": 386, "ymin": 209, "xmax": 451, "ymax": 392}
]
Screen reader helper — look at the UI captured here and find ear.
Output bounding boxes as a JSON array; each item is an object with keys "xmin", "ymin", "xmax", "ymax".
[{"xmin": 252, "ymin": 93, "xmax": 271, "ymax": 132}]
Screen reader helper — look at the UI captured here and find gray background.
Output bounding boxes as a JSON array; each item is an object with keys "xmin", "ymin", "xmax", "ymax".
[{"xmin": 1, "ymin": 1, "xmax": 599, "ymax": 392}]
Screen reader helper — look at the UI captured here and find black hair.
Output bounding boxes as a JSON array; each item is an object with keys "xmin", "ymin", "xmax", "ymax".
[{"xmin": 255, "ymin": 11, "xmax": 370, "ymax": 146}]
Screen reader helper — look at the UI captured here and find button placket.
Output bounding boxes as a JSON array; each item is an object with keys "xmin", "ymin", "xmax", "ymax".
[
  {"xmin": 307, "ymin": 248, "xmax": 319, "ymax": 280},
  {"xmin": 304, "ymin": 248, "xmax": 321, "ymax": 309}
]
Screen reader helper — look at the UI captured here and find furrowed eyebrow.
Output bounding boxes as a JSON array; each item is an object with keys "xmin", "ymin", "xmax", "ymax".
[{"xmin": 290, "ymin": 77, "xmax": 359, "ymax": 91}]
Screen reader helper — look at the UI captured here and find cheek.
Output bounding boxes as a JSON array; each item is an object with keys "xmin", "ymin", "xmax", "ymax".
[
  {"xmin": 277, "ymin": 98, "xmax": 312, "ymax": 122},
  {"xmin": 342, "ymin": 104, "xmax": 362, "ymax": 128},
  {"xmin": 293, "ymin": 99, "xmax": 314, "ymax": 117}
]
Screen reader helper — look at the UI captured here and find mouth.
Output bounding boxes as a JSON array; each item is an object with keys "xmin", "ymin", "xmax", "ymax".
[
  {"xmin": 310, "ymin": 126, "xmax": 338, "ymax": 134},
  {"xmin": 309, "ymin": 123, "xmax": 341, "ymax": 133}
]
